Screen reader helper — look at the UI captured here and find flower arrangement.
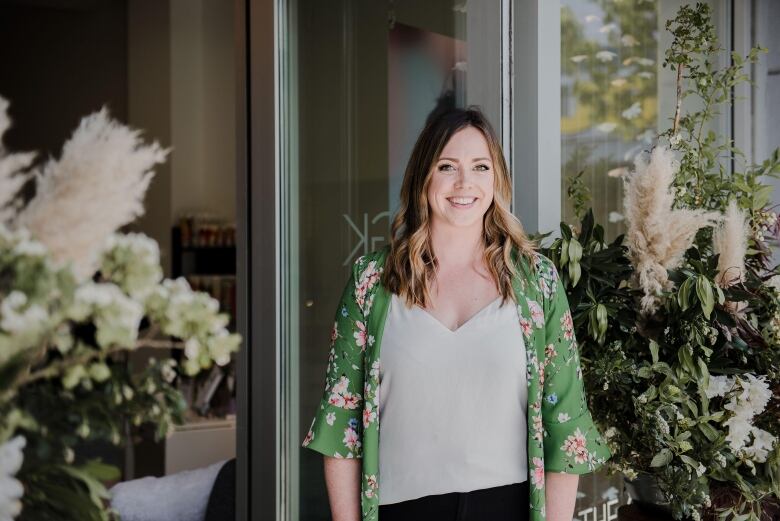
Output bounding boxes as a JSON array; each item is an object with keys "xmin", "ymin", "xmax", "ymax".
[
  {"xmin": 0, "ymin": 97, "xmax": 241, "ymax": 520},
  {"xmin": 537, "ymin": 4, "xmax": 780, "ymax": 520}
]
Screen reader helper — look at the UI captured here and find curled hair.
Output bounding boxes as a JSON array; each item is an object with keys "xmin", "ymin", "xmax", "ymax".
[{"xmin": 381, "ymin": 106, "xmax": 537, "ymax": 308}]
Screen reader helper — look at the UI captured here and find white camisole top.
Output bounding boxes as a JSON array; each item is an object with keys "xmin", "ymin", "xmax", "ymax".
[{"xmin": 377, "ymin": 291, "xmax": 528, "ymax": 505}]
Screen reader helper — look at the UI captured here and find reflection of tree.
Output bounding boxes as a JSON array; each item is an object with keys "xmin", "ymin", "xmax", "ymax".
[{"xmin": 561, "ymin": 0, "xmax": 659, "ymax": 240}]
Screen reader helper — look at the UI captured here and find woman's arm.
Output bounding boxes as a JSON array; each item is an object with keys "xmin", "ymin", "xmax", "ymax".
[
  {"xmin": 323, "ymin": 456, "xmax": 362, "ymax": 521},
  {"xmin": 545, "ymin": 472, "xmax": 579, "ymax": 521}
]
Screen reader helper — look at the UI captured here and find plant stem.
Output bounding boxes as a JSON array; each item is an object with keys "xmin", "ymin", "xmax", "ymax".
[{"xmin": 673, "ymin": 63, "xmax": 684, "ymax": 135}]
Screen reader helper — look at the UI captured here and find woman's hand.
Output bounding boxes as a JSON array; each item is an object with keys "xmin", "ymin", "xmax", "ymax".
[
  {"xmin": 323, "ymin": 455, "xmax": 362, "ymax": 521},
  {"xmin": 545, "ymin": 472, "xmax": 579, "ymax": 521}
]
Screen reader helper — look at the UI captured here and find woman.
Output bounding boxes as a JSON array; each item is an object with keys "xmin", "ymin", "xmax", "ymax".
[{"xmin": 302, "ymin": 107, "xmax": 611, "ymax": 521}]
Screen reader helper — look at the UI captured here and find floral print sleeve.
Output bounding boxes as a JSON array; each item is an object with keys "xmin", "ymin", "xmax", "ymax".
[
  {"xmin": 301, "ymin": 256, "xmax": 367, "ymax": 459},
  {"xmin": 537, "ymin": 255, "xmax": 612, "ymax": 473}
]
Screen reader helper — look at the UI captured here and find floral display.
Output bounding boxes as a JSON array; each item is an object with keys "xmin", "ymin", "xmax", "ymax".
[
  {"xmin": 0, "ymin": 97, "xmax": 241, "ymax": 520},
  {"xmin": 537, "ymin": 4, "xmax": 779, "ymax": 520}
]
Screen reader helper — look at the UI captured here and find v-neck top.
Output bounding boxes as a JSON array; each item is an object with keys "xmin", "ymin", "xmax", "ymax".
[{"xmin": 377, "ymin": 292, "xmax": 528, "ymax": 505}]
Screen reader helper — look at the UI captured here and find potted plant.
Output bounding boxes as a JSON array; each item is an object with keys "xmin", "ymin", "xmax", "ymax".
[
  {"xmin": 537, "ymin": 3, "xmax": 779, "ymax": 520},
  {"xmin": 0, "ymin": 98, "xmax": 241, "ymax": 520}
]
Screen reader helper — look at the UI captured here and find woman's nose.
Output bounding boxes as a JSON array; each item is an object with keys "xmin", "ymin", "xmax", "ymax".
[{"xmin": 454, "ymin": 167, "xmax": 473, "ymax": 188}]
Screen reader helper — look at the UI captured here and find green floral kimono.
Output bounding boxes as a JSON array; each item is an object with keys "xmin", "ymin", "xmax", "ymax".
[{"xmin": 302, "ymin": 244, "xmax": 611, "ymax": 521}]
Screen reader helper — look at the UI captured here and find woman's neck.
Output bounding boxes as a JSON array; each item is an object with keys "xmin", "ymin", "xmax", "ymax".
[{"xmin": 429, "ymin": 221, "xmax": 484, "ymax": 269}]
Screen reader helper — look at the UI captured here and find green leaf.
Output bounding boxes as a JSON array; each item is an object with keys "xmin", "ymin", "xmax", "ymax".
[
  {"xmin": 679, "ymin": 454, "xmax": 700, "ymax": 470},
  {"xmin": 569, "ymin": 261, "xmax": 581, "ymax": 287},
  {"xmin": 678, "ymin": 278, "xmax": 693, "ymax": 311},
  {"xmin": 698, "ymin": 422, "xmax": 719, "ymax": 442},
  {"xmin": 560, "ymin": 222, "xmax": 572, "ymax": 241},
  {"xmin": 82, "ymin": 459, "xmax": 121, "ymax": 482},
  {"xmin": 752, "ymin": 185, "xmax": 773, "ymax": 210},
  {"xmin": 696, "ymin": 276, "xmax": 714, "ymax": 318},
  {"xmin": 678, "ymin": 345, "xmax": 696, "ymax": 375},
  {"xmin": 651, "ymin": 448, "xmax": 673, "ymax": 467},
  {"xmin": 568, "ymin": 239, "xmax": 583, "ymax": 263},
  {"xmin": 650, "ymin": 340, "xmax": 659, "ymax": 365}
]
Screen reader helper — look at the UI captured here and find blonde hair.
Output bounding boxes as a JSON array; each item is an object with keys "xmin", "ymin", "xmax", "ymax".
[{"xmin": 381, "ymin": 106, "xmax": 537, "ymax": 308}]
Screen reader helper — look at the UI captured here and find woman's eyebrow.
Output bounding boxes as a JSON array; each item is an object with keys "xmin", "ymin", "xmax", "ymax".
[{"xmin": 437, "ymin": 157, "xmax": 492, "ymax": 162}]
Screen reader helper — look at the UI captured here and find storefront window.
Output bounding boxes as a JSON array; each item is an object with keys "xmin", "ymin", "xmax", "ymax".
[
  {"xmin": 560, "ymin": 0, "xmax": 727, "ymax": 240},
  {"xmin": 282, "ymin": 1, "xmax": 505, "ymax": 518}
]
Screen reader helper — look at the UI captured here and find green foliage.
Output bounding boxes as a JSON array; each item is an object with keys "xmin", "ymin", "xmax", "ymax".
[{"xmin": 544, "ymin": 4, "xmax": 780, "ymax": 521}]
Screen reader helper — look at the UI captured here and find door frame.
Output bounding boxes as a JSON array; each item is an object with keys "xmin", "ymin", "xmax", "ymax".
[
  {"xmin": 237, "ymin": 1, "xmax": 565, "ymax": 519},
  {"xmin": 237, "ymin": 0, "xmax": 279, "ymax": 520}
]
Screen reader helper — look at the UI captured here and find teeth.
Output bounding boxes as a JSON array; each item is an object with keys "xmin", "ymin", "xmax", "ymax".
[{"xmin": 449, "ymin": 197, "xmax": 476, "ymax": 204}]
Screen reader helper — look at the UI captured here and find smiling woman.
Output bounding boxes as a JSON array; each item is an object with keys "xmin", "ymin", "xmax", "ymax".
[{"xmin": 302, "ymin": 107, "xmax": 611, "ymax": 521}]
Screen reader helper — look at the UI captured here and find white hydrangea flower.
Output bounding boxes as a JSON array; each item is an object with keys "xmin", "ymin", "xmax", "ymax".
[
  {"xmin": 99, "ymin": 232, "xmax": 162, "ymax": 300},
  {"xmin": 741, "ymin": 427, "xmax": 777, "ymax": 463},
  {"xmin": 0, "ymin": 291, "xmax": 48, "ymax": 335},
  {"xmin": 705, "ymin": 375, "xmax": 735, "ymax": 398},
  {"xmin": 0, "ymin": 435, "xmax": 26, "ymax": 521},
  {"xmin": 724, "ymin": 374, "xmax": 772, "ymax": 420},
  {"xmin": 72, "ymin": 283, "xmax": 144, "ymax": 349}
]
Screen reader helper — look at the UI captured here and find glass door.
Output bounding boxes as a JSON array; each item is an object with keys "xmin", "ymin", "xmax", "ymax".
[{"xmin": 279, "ymin": 1, "xmax": 507, "ymax": 519}]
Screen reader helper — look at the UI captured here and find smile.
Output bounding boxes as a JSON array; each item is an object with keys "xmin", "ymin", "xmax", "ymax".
[{"xmin": 447, "ymin": 196, "xmax": 477, "ymax": 209}]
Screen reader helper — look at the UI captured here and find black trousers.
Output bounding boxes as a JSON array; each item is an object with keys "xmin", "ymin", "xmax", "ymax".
[{"xmin": 378, "ymin": 480, "xmax": 529, "ymax": 521}]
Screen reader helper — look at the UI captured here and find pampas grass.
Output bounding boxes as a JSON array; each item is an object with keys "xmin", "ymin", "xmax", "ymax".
[
  {"xmin": 623, "ymin": 146, "xmax": 720, "ymax": 314},
  {"xmin": 713, "ymin": 200, "xmax": 749, "ymax": 288},
  {"xmin": 13, "ymin": 105, "xmax": 167, "ymax": 279},
  {"xmin": 0, "ymin": 97, "xmax": 36, "ymax": 223}
]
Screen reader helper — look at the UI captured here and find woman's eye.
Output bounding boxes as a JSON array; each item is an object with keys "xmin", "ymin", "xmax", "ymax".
[
  {"xmin": 438, "ymin": 164, "xmax": 455, "ymax": 172},
  {"xmin": 474, "ymin": 164, "xmax": 490, "ymax": 171}
]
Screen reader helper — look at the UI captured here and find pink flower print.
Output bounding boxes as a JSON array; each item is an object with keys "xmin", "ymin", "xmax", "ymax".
[
  {"xmin": 545, "ymin": 343, "xmax": 556, "ymax": 363},
  {"xmin": 332, "ymin": 376, "xmax": 350, "ymax": 395},
  {"xmin": 519, "ymin": 317, "xmax": 533, "ymax": 338},
  {"xmin": 326, "ymin": 412, "xmax": 336, "ymax": 425},
  {"xmin": 355, "ymin": 261, "xmax": 382, "ymax": 313},
  {"xmin": 330, "ymin": 321, "xmax": 339, "ymax": 345},
  {"xmin": 561, "ymin": 310, "xmax": 574, "ymax": 340},
  {"xmin": 365, "ymin": 474, "xmax": 378, "ymax": 498},
  {"xmin": 363, "ymin": 403, "xmax": 377, "ymax": 428},
  {"xmin": 328, "ymin": 393, "xmax": 346, "ymax": 408},
  {"xmin": 539, "ymin": 277, "xmax": 552, "ymax": 299},
  {"xmin": 562, "ymin": 427, "xmax": 590, "ymax": 464},
  {"xmin": 354, "ymin": 321, "xmax": 368, "ymax": 350},
  {"xmin": 343, "ymin": 426, "xmax": 360, "ymax": 451},
  {"xmin": 531, "ymin": 457, "xmax": 545, "ymax": 490},
  {"xmin": 302, "ymin": 428, "xmax": 314, "ymax": 446},
  {"xmin": 527, "ymin": 299, "xmax": 544, "ymax": 328},
  {"xmin": 342, "ymin": 392, "xmax": 360, "ymax": 410},
  {"xmin": 539, "ymin": 364, "xmax": 545, "ymax": 386},
  {"xmin": 533, "ymin": 414, "xmax": 544, "ymax": 442}
]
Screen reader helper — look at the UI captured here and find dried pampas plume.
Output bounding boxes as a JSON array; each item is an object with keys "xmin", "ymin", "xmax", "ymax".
[
  {"xmin": 13, "ymin": 104, "xmax": 168, "ymax": 279},
  {"xmin": 623, "ymin": 146, "xmax": 720, "ymax": 314},
  {"xmin": 713, "ymin": 200, "xmax": 748, "ymax": 288},
  {"xmin": 0, "ymin": 97, "xmax": 36, "ymax": 222}
]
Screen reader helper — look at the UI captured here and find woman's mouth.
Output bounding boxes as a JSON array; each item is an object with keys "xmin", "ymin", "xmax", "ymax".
[{"xmin": 446, "ymin": 196, "xmax": 477, "ymax": 209}]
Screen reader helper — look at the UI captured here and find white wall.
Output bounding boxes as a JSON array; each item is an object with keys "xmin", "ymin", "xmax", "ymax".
[
  {"xmin": 129, "ymin": 0, "xmax": 236, "ymax": 277},
  {"xmin": 128, "ymin": 0, "xmax": 172, "ymax": 274},
  {"xmin": 170, "ymin": 0, "xmax": 236, "ymax": 224}
]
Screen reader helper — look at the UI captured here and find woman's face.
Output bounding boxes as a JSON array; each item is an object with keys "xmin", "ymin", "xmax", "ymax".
[{"xmin": 426, "ymin": 125, "xmax": 495, "ymax": 231}]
